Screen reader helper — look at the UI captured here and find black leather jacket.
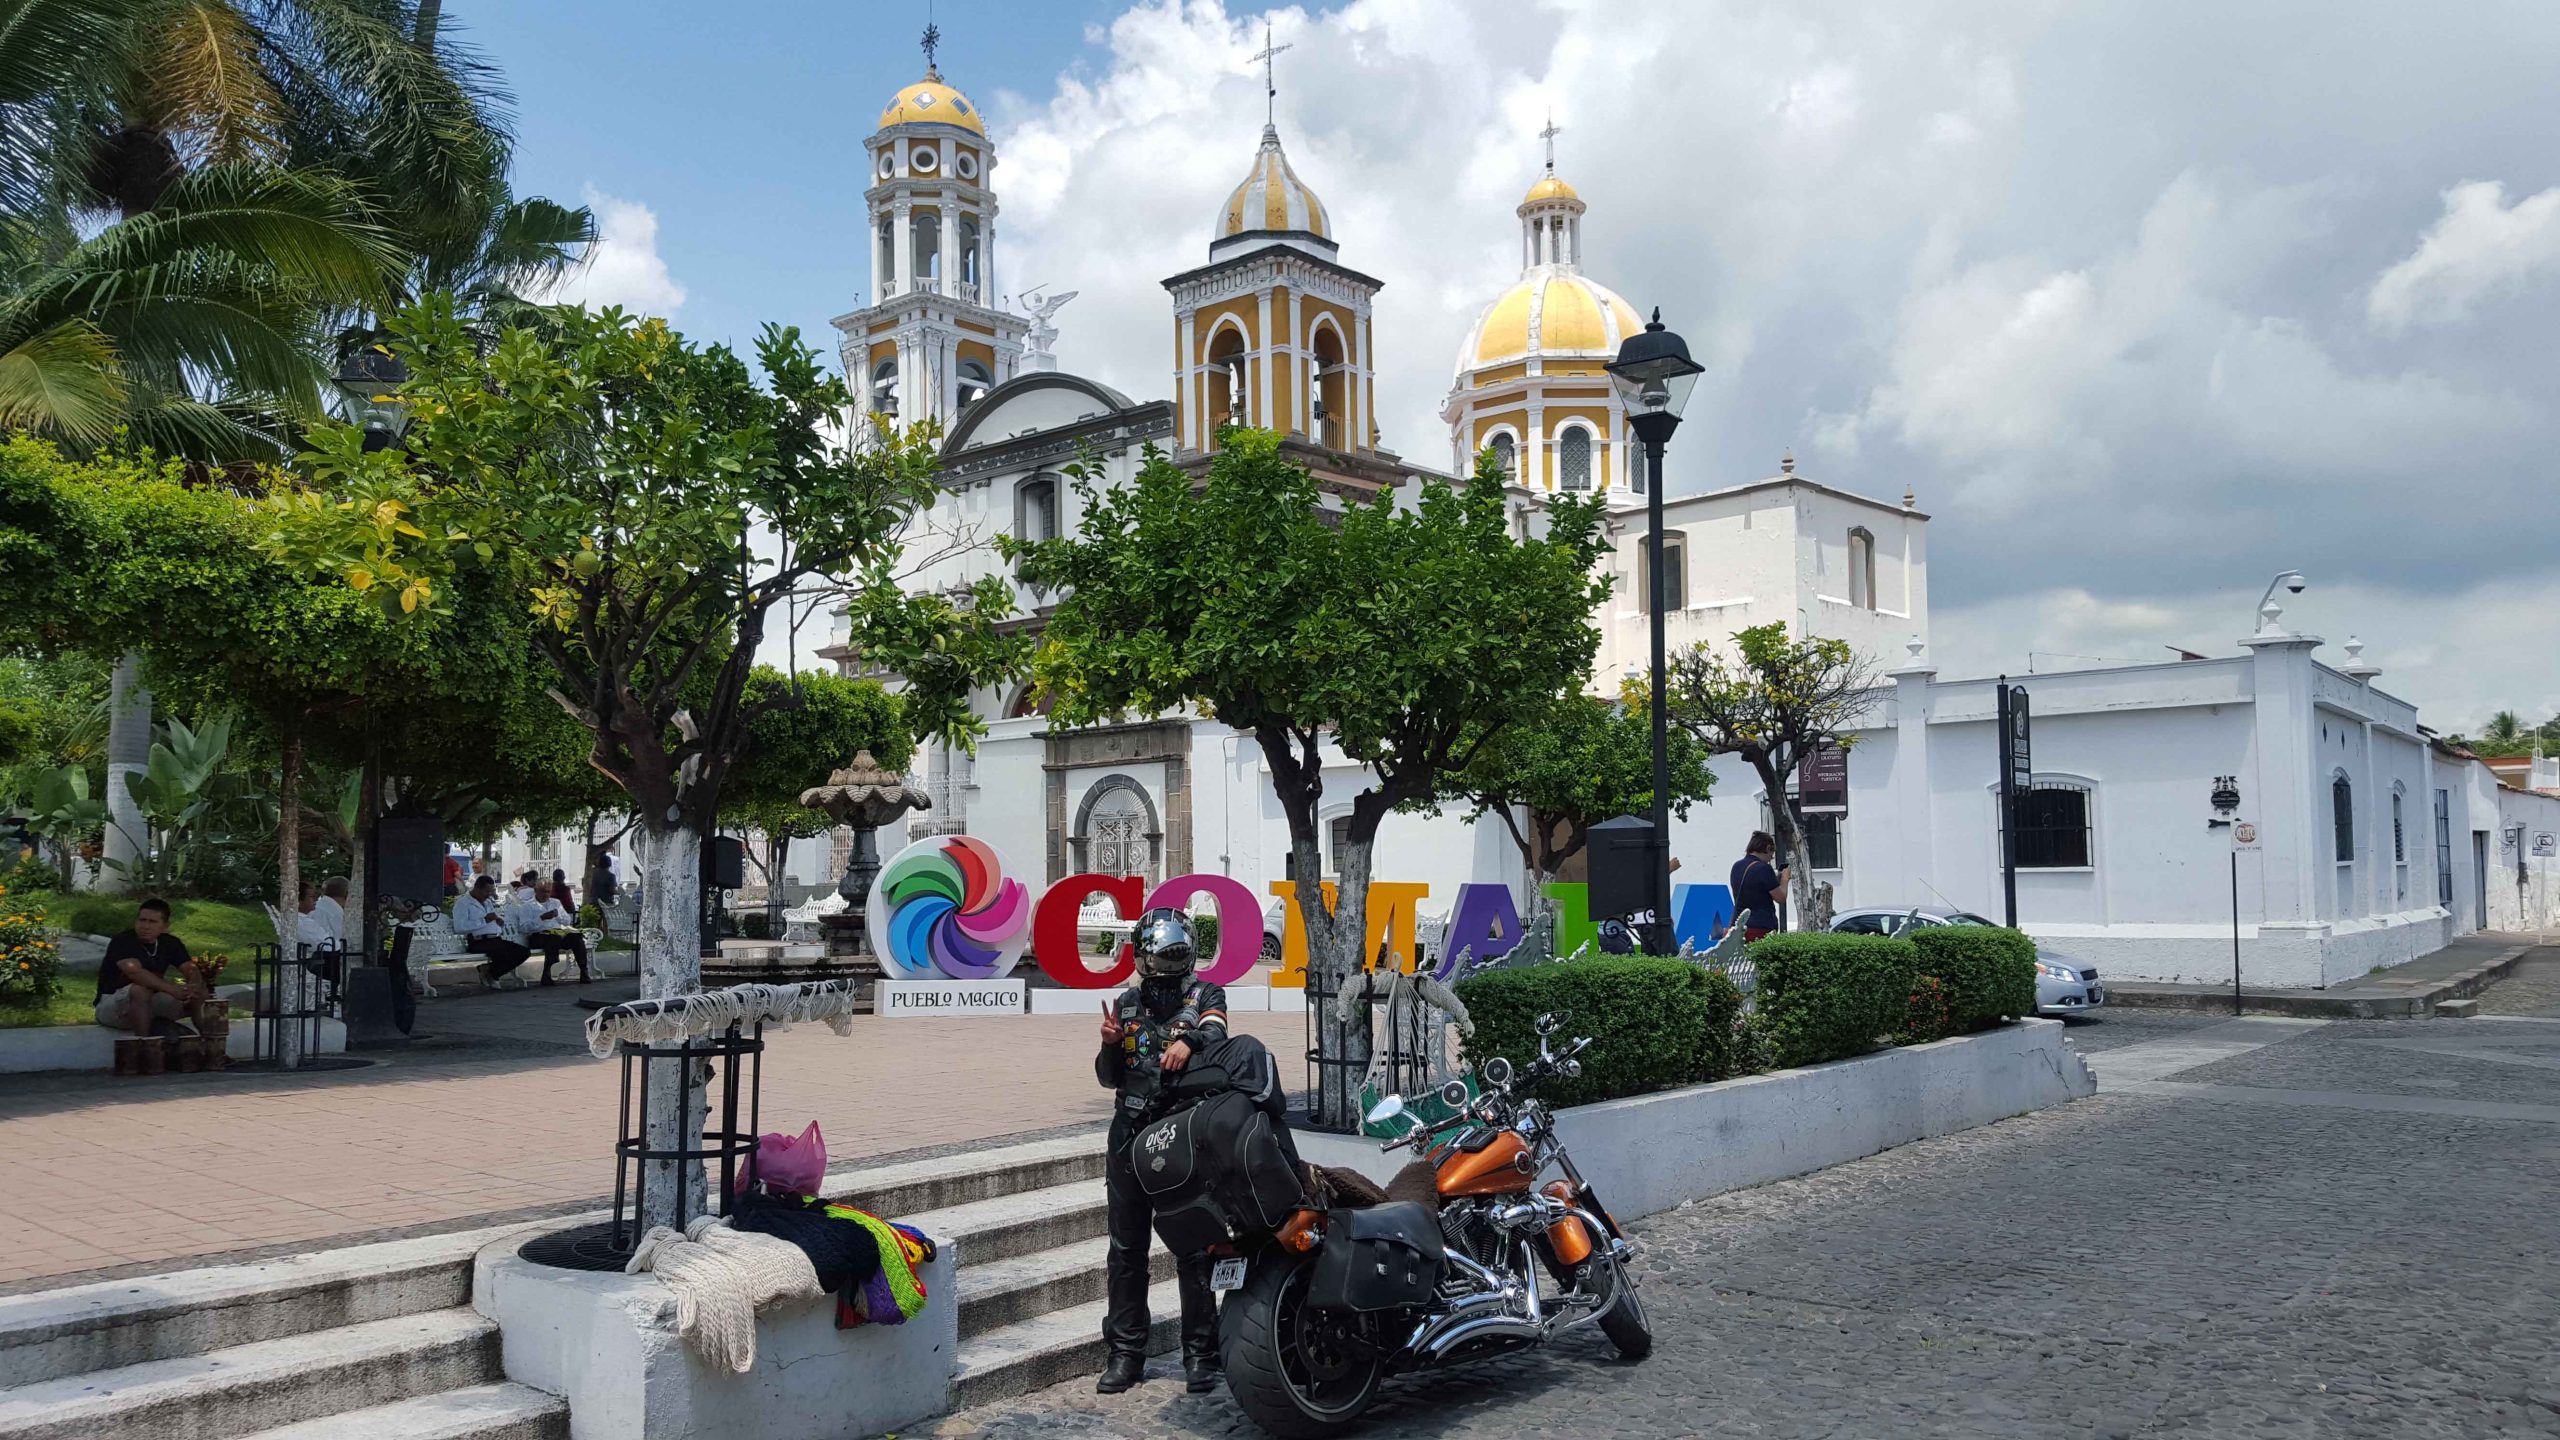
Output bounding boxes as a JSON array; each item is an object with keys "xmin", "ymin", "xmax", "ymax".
[{"xmin": 1095, "ymin": 975, "xmax": 1230, "ymax": 1094}]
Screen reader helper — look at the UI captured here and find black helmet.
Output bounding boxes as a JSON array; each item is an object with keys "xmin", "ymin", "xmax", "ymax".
[{"xmin": 1130, "ymin": 907, "xmax": 1196, "ymax": 980}]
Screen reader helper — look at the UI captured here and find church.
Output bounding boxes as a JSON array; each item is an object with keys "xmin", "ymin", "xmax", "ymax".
[
  {"xmin": 820, "ymin": 50, "xmax": 1930, "ymax": 918},
  {"xmin": 810, "ymin": 47, "xmax": 2559, "ymax": 988}
]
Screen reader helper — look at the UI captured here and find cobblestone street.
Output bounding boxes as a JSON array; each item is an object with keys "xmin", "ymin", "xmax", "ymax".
[{"xmin": 934, "ymin": 993, "xmax": 2560, "ymax": 1438}]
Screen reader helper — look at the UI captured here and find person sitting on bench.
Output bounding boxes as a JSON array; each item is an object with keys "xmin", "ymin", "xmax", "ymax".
[
  {"xmin": 95, "ymin": 898, "xmax": 207, "ymax": 1035},
  {"xmin": 527, "ymin": 878, "xmax": 592, "ymax": 985},
  {"xmin": 452, "ymin": 876, "xmax": 530, "ymax": 987}
]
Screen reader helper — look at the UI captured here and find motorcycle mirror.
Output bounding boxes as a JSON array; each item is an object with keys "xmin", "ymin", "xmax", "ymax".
[
  {"xmin": 1535, "ymin": 1012, "xmax": 1559, "ymax": 1035},
  {"xmin": 1438, "ymin": 1079, "xmax": 1470, "ymax": 1110},
  {"xmin": 1365, "ymin": 1094, "xmax": 1406, "ymax": 1126},
  {"xmin": 1482, "ymin": 1056, "xmax": 1514, "ymax": 1087}
]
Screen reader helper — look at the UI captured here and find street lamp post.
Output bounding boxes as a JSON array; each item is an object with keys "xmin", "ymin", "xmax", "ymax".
[
  {"xmin": 1607, "ymin": 310, "xmax": 1705, "ymax": 952},
  {"xmin": 331, "ymin": 347, "xmax": 411, "ymax": 452}
]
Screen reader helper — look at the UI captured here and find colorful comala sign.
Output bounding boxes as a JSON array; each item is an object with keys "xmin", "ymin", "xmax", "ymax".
[{"xmin": 868, "ymin": 835, "xmax": 1748, "ymax": 989}]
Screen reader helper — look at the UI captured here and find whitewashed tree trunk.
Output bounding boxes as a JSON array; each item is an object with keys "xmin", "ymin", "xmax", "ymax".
[
  {"xmin": 101, "ymin": 655, "xmax": 150, "ymax": 892},
  {"xmin": 634, "ymin": 823, "xmax": 704, "ymax": 1230},
  {"xmin": 1297, "ymin": 835, "xmax": 1374, "ymax": 1131},
  {"xmin": 272, "ymin": 727, "xmax": 305, "ymax": 1068}
]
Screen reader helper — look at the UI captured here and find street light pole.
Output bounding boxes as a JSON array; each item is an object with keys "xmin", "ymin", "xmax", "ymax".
[{"xmin": 1608, "ymin": 309, "xmax": 1704, "ymax": 952}]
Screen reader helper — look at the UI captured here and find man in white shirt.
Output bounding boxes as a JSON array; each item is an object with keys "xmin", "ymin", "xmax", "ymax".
[
  {"xmin": 501, "ymin": 875, "xmax": 544, "ymax": 943},
  {"xmin": 526, "ymin": 878, "xmax": 593, "ymax": 985},
  {"xmin": 313, "ymin": 877, "xmax": 348, "ymax": 952},
  {"xmin": 294, "ymin": 881, "xmax": 340, "ymax": 954},
  {"xmin": 452, "ymin": 876, "xmax": 531, "ymax": 986}
]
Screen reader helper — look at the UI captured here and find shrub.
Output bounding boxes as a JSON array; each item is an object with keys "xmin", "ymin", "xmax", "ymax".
[
  {"xmin": 576, "ymin": 901, "xmax": 605, "ymax": 929},
  {"xmin": 1909, "ymin": 925, "xmax": 2039, "ymax": 1030},
  {"xmin": 739, "ymin": 911, "xmax": 773, "ymax": 940},
  {"xmin": 1189, "ymin": 910, "xmax": 1220, "ymax": 962},
  {"xmin": 0, "ymin": 888, "xmax": 62, "ymax": 1007},
  {"xmin": 1898, "ymin": 974, "xmax": 1952, "ymax": 1046},
  {"xmin": 1750, "ymin": 932, "xmax": 1917, "ymax": 1068},
  {"xmin": 1, "ymin": 856, "xmax": 62, "ymax": 893},
  {"xmin": 1455, "ymin": 956, "xmax": 1746, "ymax": 1108}
]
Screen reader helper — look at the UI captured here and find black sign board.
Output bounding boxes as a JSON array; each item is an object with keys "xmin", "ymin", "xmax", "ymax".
[
  {"xmin": 1996, "ymin": 681, "xmax": 2029, "ymax": 928},
  {"xmin": 2005, "ymin": 687, "xmax": 2033, "ymax": 793},
  {"xmin": 1800, "ymin": 743, "xmax": 1849, "ymax": 808}
]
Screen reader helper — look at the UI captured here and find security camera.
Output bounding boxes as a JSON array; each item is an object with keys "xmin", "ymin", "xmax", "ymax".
[{"xmin": 2286, "ymin": 577, "xmax": 2307, "ymax": 594}]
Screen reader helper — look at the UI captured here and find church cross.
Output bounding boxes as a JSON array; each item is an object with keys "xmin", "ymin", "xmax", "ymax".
[
  {"xmin": 1540, "ymin": 114, "xmax": 1562, "ymax": 174},
  {"xmin": 921, "ymin": 19, "xmax": 941, "ymax": 79},
  {"xmin": 1251, "ymin": 21, "xmax": 1292, "ymax": 127}
]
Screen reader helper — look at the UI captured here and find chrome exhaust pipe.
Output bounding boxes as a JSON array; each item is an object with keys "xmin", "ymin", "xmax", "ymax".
[{"xmin": 1417, "ymin": 1312, "xmax": 1544, "ymax": 1360}]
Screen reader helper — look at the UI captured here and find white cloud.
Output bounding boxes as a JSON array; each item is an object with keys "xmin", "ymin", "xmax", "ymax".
[
  {"xmin": 2368, "ymin": 180, "xmax": 2560, "ymax": 332},
  {"xmin": 540, "ymin": 186, "xmax": 687, "ymax": 316},
  {"xmin": 980, "ymin": 0, "xmax": 2560, "ymax": 726}
]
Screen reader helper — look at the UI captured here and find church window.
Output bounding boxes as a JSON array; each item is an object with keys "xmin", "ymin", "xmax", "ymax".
[
  {"xmin": 876, "ymin": 218, "xmax": 894, "ymax": 290},
  {"xmin": 2333, "ymin": 775, "xmax": 2355, "ymax": 864},
  {"xmin": 1311, "ymin": 325, "xmax": 1347, "ymax": 448},
  {"xmin": 957, "ymin": 358, "xmax": 993, "ymax": 412},
  {"xmin": 2013, "ymin": 782, "xmax": 2092, "ymax": 869},
  {"xmin": 954, "ymin": 150, "xmax": 979, "ymax": 181},
  {"xmin": 1641, "ymin": 534, "xmax": 1685, "ymax": 613},
  {"xmin": 1558, "ymin": 426, "xmax": 1592, "ymax": 490},
  {"xmin": 869, "ymin": 358, "xmax": 899, "ymax": 415},
  {"xmin": 908, "ymin": 145, "xmax": 939, "ymax": 174},
  {"xmin": 958, "ymin": 216, "xmax": 981, "ymax": 289},
  {"xmin": 1206, "ymin": 325, "xmax": 1250, "ymax": 437},
  {"xmin": 913, "ymin": 213, "xmax": 940, "ymax": 286},
  {"xmin": 1017, "ymin": 476, "xmax": 1059, "ymax": 544},
  {"xmin": 1847, "ymin": 528, "xmax": 1877, "ymax": 610},
  {"xmin": 1489, "ymin": 432, "xmax": 1516, "ymax": 478},
  {"xmin": 1074, "ymin": 779, "xmax": 1159, "ymax": 883}
]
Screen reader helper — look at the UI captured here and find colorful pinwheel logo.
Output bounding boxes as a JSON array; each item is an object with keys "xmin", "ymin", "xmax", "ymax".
[{"xmin": 867, "ymin": 835, "xmax": 1033, "ymax": 979}]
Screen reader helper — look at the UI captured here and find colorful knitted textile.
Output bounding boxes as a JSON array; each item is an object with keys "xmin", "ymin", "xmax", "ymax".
[{"xmin": 823, "ymin": 1203, "xmax": 933, "ymax": 1328}]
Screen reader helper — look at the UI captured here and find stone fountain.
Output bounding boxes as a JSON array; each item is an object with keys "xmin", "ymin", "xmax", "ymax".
[{"xmin": 799, "ymin": 750, "xmax": 932, "ymax": 967}]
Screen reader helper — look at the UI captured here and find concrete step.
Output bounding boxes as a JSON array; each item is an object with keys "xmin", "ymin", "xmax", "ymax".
[
  {"xmin": 817, "ymin": 1131, "xmax": 1108, "ymax": 1219},
  {"xmin": 901, "ymin": 1177, "xmax": 1112, "ymax": 1271},
  {"xmin": 954, "ymin": 1277, "xmax": 1183, "ymax": 1410},
  {"xmin": 957, "ymin": 1236, "xmax": 1173, "ymax": 1340},
  {"xmin": 238, "ymin": 1382, "xmax": 568, "ymax": 1440},
  {"xmin": 0, "ymin": 1308, "xmax": 500, "ymax": 1440},
  {"xmin": 0, "ymin": 1221, "xmax": 540, "ymax": 1389}
]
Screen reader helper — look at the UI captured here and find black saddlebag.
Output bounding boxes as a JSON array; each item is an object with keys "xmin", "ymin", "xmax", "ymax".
[
  {"xmin": 1308, "ymin": 1199, "xmax": 1446, "ymax": 1313},
  {"xmin": 1128, "ymin": 1089, "xmax": 1305, "ymax": 1256}
]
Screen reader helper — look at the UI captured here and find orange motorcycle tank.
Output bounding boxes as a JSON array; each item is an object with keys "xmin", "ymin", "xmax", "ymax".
[
  {"xmin": 1541, "ymin": 1180, "xmax": 1593, "ymax": 1265},
  {"xmin": 1436, "ymin": 1131, "xmax": 1534, "ymax": 1198}
]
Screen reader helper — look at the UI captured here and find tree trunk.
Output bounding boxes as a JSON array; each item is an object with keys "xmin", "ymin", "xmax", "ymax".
[
  {"xmin": 1299, "ymin": 834, "xmax": 1373, "ymax": 1132},
  {"xmin": 351, "ymin": 752, "xmax": 379, "ymax": 963},
  {"xmin": 765, "ymin": 833, "xmax": 789, "ymax": 937},
  {"xmin": 633, "ymin": 822, "xmax": 704, "ymax": 1230},
  {"xmin": 273, "ymin": 722, "xmax": 305, "ymax": 1069},
  {"xmin": 1757, "ymin": 761, "xmax": 1817, "ymax": 931},
  {"xmin": 101, "ymin": 655, "xmax": 149, "ymax": 892}
]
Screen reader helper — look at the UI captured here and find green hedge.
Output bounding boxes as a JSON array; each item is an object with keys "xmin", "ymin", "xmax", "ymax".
[
  {"xmin": 1454, "ymin": 956, "xmax": 1745, "ymax": 1108},
  {"xmin": 1750, "ymin": 932, "xmax": 1917, "ymax": 1069},
  {"xmin": 1909, "ymin": 925, "xmax": 2039, "ymax": 1031}
]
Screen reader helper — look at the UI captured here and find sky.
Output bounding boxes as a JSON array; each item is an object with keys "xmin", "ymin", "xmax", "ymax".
[{"xmin": 465, "ymin": 0, "xmax": 2560, "ymax": 734}]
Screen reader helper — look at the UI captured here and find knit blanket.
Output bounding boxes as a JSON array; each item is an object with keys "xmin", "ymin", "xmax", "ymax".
[
  {"xmin": 823, "ymin": 1204, "xmax": 934, "ymax": 1328},
  {"xmin": 625, "ymin": 1214, "xmax": 824, "ymax": 1372}
]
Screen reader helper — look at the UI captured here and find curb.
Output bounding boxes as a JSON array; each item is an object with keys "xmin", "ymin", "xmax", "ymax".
[{"xmin": 2106, "ymin": 944, "xmax": 2535, "ymax": 1019}]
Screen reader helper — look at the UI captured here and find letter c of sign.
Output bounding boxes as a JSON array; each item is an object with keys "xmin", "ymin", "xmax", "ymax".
[{"xmin": 1034, "ymin": 873, "xmax": 1145, "ymax": 988}]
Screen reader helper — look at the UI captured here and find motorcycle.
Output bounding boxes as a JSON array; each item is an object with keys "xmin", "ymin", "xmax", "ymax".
[{"xmin": 1208, "ymin": 1012, "xmax": 1651, "ymax": 1438}]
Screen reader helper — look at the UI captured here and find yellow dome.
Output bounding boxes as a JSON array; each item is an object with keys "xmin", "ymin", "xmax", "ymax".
[
  {"xmin": 1522, "ymin": 174, "xmax": 1580, "ymax": 205},
  {"xmin": 878, "ymin": 76, "xmax": 985, "ymax": 135},
  {"xmin": 1220, "ymin": 126, "xmax": 1329, "ymax": 239},
  {"xmin": 1460, "ymin": 272, "xmax": 1644, "ymax": 371}
]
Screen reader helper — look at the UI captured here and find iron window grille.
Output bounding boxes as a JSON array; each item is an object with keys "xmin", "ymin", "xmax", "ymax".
[
  {"xmin": 2332, "ymin": 775, "xmax": 2354, "ymax": 862},
  {"xmin": 2011, "ymin": 782, "xmax": 2092, "ymax": 868},
  {"xmin": 1803, "ymin": 811, "xmax": 1842, "ymax": 870}
]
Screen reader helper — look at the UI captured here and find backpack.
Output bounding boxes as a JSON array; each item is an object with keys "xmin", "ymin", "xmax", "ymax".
[{"xmin": 1127, "ymin": 1088, "xmax": 1305, "ymax": 1257}]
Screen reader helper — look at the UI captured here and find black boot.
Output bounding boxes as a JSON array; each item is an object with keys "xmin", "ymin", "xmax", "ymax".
[
  {"xmin": 1183, "ymin": 1352, "xmax": 1223, "ymax": 1394},
  {"xmin": 1096, "ymin": 1352, "xmax": 1145, "ymax": 1394}
]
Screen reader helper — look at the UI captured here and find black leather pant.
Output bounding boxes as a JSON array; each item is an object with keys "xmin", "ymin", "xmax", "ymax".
[{"xmin": 1103, "ymin": 1109, "xmax": 1219, "ymax": 1362}]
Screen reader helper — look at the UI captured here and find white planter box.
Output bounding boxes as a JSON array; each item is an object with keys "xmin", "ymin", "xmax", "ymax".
[
  {"xmin": 0, "ymin": 1017, "xmax": 349, "ymax": 1074},
  {"xmin": 1298, "ymin": 1019, "xmax": 2096, "ymax": 1219}
]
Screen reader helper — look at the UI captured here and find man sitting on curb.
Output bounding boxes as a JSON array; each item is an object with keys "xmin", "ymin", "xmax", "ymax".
[{"xmin": 95, "ymin": 898, "xmax": 207, "ymax": 1036}]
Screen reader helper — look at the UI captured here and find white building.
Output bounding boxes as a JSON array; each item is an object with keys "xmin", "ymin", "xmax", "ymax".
[{"xmin": 829, "ymin": 60, "xmax": 2550, "ymax": 986}]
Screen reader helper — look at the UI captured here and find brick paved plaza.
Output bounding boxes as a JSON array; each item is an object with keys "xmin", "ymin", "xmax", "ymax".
[
  {"xmin": 0, "ymin": 986, "xmax": 1298, "ymax": 1289},
  {"xmin": 936, "ymin": 982, "xmax": 2560, "ymax": 1439}
]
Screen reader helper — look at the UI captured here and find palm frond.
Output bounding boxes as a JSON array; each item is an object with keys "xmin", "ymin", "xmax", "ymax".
[
  {"xmin": 0, "ymin": 314, "xmax": 129, "ymax": 446},
  {"xmin": 0, "ymin": 0, "xmax": 140, "ymax": 243},
  {"xmin": 53, "ymin": 161, "xmax": 405, "ymax": 308},
  {"xmin": 117, "ymin": 382, "xmax": 287, "ymax": 460},
  {"xmin": 146, "ymin": 0, "xmax": 291, "ymax": 166}
]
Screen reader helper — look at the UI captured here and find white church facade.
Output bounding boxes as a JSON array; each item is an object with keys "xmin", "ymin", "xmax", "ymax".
[{"xmin": 821, "ymin": 55, "xmax": 2560, "ymax": 988}]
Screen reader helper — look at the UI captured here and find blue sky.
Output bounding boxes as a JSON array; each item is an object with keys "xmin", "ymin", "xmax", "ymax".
[{"xmin": 468, "ymin": 1, "xmax": 1157, "ymax": 355}]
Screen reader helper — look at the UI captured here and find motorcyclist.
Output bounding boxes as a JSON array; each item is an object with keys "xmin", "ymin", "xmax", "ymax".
[{"xmin": 1094, "ymin": 907, "xmax": 1228, "ymax": 1395}]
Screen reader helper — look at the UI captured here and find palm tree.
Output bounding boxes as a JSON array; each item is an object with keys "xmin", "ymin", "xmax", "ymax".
[{"xmin": 2487, "ymin": 711, "xmax": 2525, "ymax": 746}]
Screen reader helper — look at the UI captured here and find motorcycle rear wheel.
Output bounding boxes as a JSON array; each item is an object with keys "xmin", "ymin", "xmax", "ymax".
[{"xmin": 1221, "ymin": 1257, "xmax": 1387, "ymax": 1439}]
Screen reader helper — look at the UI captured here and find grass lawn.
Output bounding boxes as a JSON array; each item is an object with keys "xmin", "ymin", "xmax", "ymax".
[
  {"xmin": 12, "ymin": 890, "xmax": 277, "ymax": 956},
  {"xmin": 0, "ymin": 991, "xmax": 94, "ymax": 1029}
]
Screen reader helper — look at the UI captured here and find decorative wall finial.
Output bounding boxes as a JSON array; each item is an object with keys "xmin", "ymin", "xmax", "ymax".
[{"xmin": 1780, "ymin": 449, "xmax": 1795, "ymax": 474}]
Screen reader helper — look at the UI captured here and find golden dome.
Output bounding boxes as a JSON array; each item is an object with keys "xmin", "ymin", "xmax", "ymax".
[
  {"xmin": 1219, "ymin": 126, "xmax": 1329, "ymax": 240},
  {"xmin": 1459, "ymin": 272, "xmax": 1643, "ymax": 371},
  {"xmin": 1522, "ymin": 174, "xmax": 1580, "ymax": 205},
  {"xmin": 878, "ymin": 76, "xmax": 985, "ymax": 135}
]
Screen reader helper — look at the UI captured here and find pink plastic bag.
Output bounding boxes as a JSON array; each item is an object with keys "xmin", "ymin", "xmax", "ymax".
[{"xmin": 738, "ymin": 1121, "xmax": 826, "ymax": 1196}]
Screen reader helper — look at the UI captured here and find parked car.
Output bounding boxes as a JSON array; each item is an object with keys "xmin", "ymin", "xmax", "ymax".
[{"xmin": 1828, "ymin": 906, "xmax": 2106, "ymax": 1016}]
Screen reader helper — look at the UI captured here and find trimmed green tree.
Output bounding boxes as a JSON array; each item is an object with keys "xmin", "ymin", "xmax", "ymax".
[
  {"xmin": 729, "ymin": 666, "xmax": 910, "ymax": 935},
  {"xmin": 276, "ymin": 300, "xmax": 1022, "ymax": 1220},
  {"xmin": 1020, "ymin": 432, "xmax": 1609, "ymax": 1128},
  {"xmin": 1422, "ymin": 689, "xmax": 1713, "ymax": 881},
  {"xmin": 1664, "ymin": 623, "xmax": 1879, "ymax": 929}
]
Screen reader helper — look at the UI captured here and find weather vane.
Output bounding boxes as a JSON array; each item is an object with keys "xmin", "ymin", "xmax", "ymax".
[
  {"xmin": 1251, "ymin": 19, "xmax": 1291, "ymax": 128},
  {"xmin": 1540, "ymin": 113, "xmax": 1561, "ymax": 175}
]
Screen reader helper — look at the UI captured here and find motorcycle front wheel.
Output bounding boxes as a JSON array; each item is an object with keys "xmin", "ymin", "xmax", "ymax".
[
  {"xmin": 1220, "ymin": 1256, "xmax": 1387, "ymax": 1439},
  {"xmin": 1585, "ymin": 1250, "xmax": 1653, "ymax": 1360}
]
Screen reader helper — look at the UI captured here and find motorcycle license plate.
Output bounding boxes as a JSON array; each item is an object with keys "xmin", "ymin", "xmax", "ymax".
[{"xmin": 1210, "ymin": 1258, "xmax": 1247, "ymax": 1292}]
